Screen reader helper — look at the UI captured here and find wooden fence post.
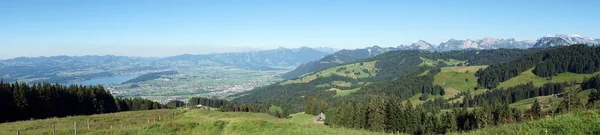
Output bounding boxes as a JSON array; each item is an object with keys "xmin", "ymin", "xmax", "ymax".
[
  {"xmin": 52, "ymin": 124, "xmax": 56, "ymax": 135},
  {"xmin": 87, "ymin": 119, "xmax": 90, "ymax": 130},
  {"xmin": 16, "ymin": 130, "xmax": 19, "ymax": 135},
  {"xmin": 74, "ymin": 122, "xmax": 77, "ymax": 135}
]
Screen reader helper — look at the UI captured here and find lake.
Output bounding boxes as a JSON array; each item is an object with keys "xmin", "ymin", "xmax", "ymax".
[{"xmin": 66, "ymin": 75, "xmax": 138, "ymax": 86}]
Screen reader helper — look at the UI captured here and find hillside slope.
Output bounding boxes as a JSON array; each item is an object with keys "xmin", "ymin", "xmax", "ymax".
[
  {"xmin": 234, "ymin": 48, "xmax": 535, "ymax": 111},
  {"xmin": 281, "ymin": 46, "xmax": 394, "ymax": 80},
  {"xmin": 466, "ymin": 109, "xmax": 600, "ymax": 135},
  {"xmin": 0, "ymin": 109, "xmax": 383, "ymax": 135}
]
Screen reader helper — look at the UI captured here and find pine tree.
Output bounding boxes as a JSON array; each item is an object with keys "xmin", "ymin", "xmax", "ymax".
[
  {"xmin": 529, "ymin": 99, "xmax": 542, "ymax": 119},
  {"xmin": 305, "ymin": 96, "xmax": 316, "ymax": 115},
  {"xmin": 337, "ymin": 102, "xmax": 349, "ymax": 127},
  {"xmin": 353, "ymin": 102, "xmax": 368, "ymax": 129},
  {"xmin": 12, "ymin": 82, "xmax": 29, "ymax": 120},
  {"xmin": 556, "ymin": 88, "xmax": 583, "ymax": 113},
  {"xmin": 587, "ymin": 90, "xmax": 600, "ymax": 108},
  {"xmin": 367, "ymin": 96, "xmax": 386, "ymax": 132},
  {"xmin": 385, "ymin": 99, "xmax": 403, "ymax": 133},
  {"xmin": 344, "ymin": 102, "xmax": 356, "ymax": 128},
  {"xmin": 404, "ymin": 100, "xmax": 416, "ymax": 134},
  {"xmin": 475, "ymin": 102, "xmax": 492, "ymax": 128}
]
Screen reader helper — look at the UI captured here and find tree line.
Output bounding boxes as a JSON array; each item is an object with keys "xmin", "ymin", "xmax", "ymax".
[
  {"xmin": 187, "ymin": 97, "xmax": 229, "ymax": 108},
  {"xmin": 324, "ymin": 73, "xmax": 600, "ymax": 134},
  {"xmin": 234, "ymin": 48, "xmax": 535, "ymax": 112},
  {"xmin": 219, "ymin": 101, "xmax": 290, "ymax": 119},
  {"xmin": 324, "ymin": 96, "xmax": 540, "ymax": 134},
  {"xmin": 325, "ymin": 84, "xmax": 599, "ymax": 134},
  {"xmin": 476, "ymin": 44, "xmax": 600, "ymax": 89},
  {"xmin": 305, "ymin": 96, "xmax": 329, "ymax": 115},
  {"xmin": 0, "ymin": 80, "xmax": 167, "ymax": 123}
]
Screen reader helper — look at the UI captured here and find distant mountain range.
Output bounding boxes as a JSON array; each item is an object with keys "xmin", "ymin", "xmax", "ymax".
[
  {"xmin": 164, "ymin": 47, "xmax": 332, "ymax": 70},
  {"xmin": 2, "ymin": 34, "xmax": 597, "ymax": 83},
  {"xmin": 0, "ymin": 47, "xmax": 334, "ymax": 83},
  {"xmin": 397, "ymin": 40, "xmax": 435, "ymax": 50},
  {"xmin": 396, "ymin": 34, "xmax": 598, "ymax": 51},
  {"xmin": 532, "ymin": 34, "xmax": 600, "ymax": 48},
  {"xmin": 281, "ymin": 46, "xmax": 394, "ymax": 80},
  {"xmin": 282, "ymin": 34, "xmax": 599, "ymax": 79},
  {"xmin": 435, "ymin": 38, "xmax": 536, "ymax": 51}
]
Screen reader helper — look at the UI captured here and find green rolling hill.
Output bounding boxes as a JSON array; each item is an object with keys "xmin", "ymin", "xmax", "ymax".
[
  {"xmin": 233, "ymin": 48, "xmax": 535, "ymax": 111},
  {"xmin": 4, "ymin": 45, "xmax": 600, "ymax": 135}
]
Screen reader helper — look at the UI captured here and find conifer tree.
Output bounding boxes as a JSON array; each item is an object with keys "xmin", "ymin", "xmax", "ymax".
[
  {"xmin": 367, "ymin": 96, "xmax": 386, "ymax": 132},
  {"xmin": 385, "ymin": 99, "xmax": 403, "ymax": 133},
  {"xmin": 529, "ymin": 99, "xmax": 542, "ymax": 119},
  {"xmin": 353, "ymin": 102, "xmax": 367, "ymax": 129},
  {"xmin": 404, "ymin": 100, "xmax": 416, "ymax": 133}
]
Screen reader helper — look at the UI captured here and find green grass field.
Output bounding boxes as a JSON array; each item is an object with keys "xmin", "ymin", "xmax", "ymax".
[
  {"xmin": 332, "ymin": 81, "xmax": 352, "ymax": 88},
  {"xmin": 498, "ymin": 68, "xmax": 600, "ymax": 89},
  {"xmin": 405, "ymin": 93, "xmax": 443, "ymax": 105},
  {"xmin": 466, "ymin": 109, "xmax": 600, "ymax": 135},
  {"xmin": 4, "ymin": 105, "xmax": 599, "ymax": 135},
  {"xmin": 497, "ymin": 68, "xmax": 551, "ymax": 89},
  {"xmin": 509, "ymin": 95, "xmax": 563, "ymax": 111},
  {"xmin": 0, "ymin": 109, "xmax": 181, "ymax": 135},
  {"xmin": 281, "ymin": 61, "xmax": 378, "ymax": 85},
  {"xmin": 1, "ymin": 109, "xmax": 386, "ymax": 135},
  {"xmin": 419, "ymin": 57, "xmax": 466, "ymax": 67},
  {"xmin": 329, "ymin": 87, "xmax": 362, "ymax": 97},
  {"xmin": 434, "ymin": 66, "xmax": 487, "ymax": 92},
  {"xmin": 432, "ymin": 66, "xmax": 487, "ymax": 103}
]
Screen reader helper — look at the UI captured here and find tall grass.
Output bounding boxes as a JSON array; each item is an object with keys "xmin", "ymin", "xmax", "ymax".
[
  {"xmin": 466, "ymin": 109, "xmax": 600, "ymax": 135},
  {"xmin": 1, "ymin": 109, "xmax": 385, "ymax": 135}
]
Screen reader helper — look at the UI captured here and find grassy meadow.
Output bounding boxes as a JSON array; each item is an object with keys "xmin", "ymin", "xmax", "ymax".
[
  {"xmin": 466, "ymin": 109, "xmax": 600, "ymax": 135},
  {"xmin": 498, "ymin": 68, "xmax": 600, "ymax": 89},
  {"xmin": 281, "ymin": 61, "xmax": 377, "ymax": 85},
  {"xmin": 1, "ymin": 109, "xmax": 386, "ymax": 135},
  {"xmin": 433, "ymin": 66, "xmax": 487, "ymax": 92}
]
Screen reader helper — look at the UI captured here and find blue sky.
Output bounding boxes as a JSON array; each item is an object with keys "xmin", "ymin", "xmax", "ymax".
[{"xmin": 1, "ymin": 0, "xmax": 599, "ymax": 58}]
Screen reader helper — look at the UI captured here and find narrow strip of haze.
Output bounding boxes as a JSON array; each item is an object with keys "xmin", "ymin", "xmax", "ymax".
[{"xmin": 1, "ymin": 0, "xmax": 599, "ymax": 59}]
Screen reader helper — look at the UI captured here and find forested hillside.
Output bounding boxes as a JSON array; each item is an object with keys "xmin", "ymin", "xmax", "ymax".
[
  {"xmin": 0, "ymin": 81, "xmax": 166, "ymax": 123},
  {"xmin": 321, "ymin": 45, "xmax": 600, "ymax": 134},
  {"xmin": 163, "ymin": 47, "xmax": 330, "ymax": 70},
  {"xmin": 234, "ymin": 48, "xmax": 536, "ymax": 112},
  {"xmin": 476, "ymin": 44, "xmax": 600, "ymax": 89},
  {"xmin": 226, "ymin": 44, "xmax": 600, "ymax": 134},
  {"xmin": 281, "ymin": 46, "xmax": 394, "ymax": 80},
  {"xmin": 2, "ymin": 45, "xmax": 600, "ymax": 135}
]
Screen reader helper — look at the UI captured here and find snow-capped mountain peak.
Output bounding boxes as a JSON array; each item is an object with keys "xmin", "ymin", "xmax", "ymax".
[
  {"xmin": 534, "ymin": 34, "xmax": 600, "ymax": 48},
  {"xmin": 412, "ymin": 40, "xmax": 434, "ymax": 50},
  {"xmin": 397, "ymin": 34, "xmax": 598, "ymax": 51},
  {"xmin": 397, "ymin": 40, "xmax": 434, "ymax": 50}
]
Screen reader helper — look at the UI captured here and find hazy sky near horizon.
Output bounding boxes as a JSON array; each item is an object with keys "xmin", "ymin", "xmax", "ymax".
[{"xmin": 1, "ymin": 0, "xmax": 599, "ymax": 59}]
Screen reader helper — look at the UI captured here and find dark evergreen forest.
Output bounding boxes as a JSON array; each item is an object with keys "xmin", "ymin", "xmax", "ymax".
[
  {"xmin": 0, "ymin": 81, "xmax": 167, "ymax": 123},
  {"xmin": 476, "ymin": 44, "xmax": 600, "ymax": 89}
]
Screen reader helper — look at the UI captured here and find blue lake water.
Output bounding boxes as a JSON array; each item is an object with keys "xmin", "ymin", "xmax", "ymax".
[{"xmin": 65, "ymin": 75, "xmax": 138, "ymax": 86}]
